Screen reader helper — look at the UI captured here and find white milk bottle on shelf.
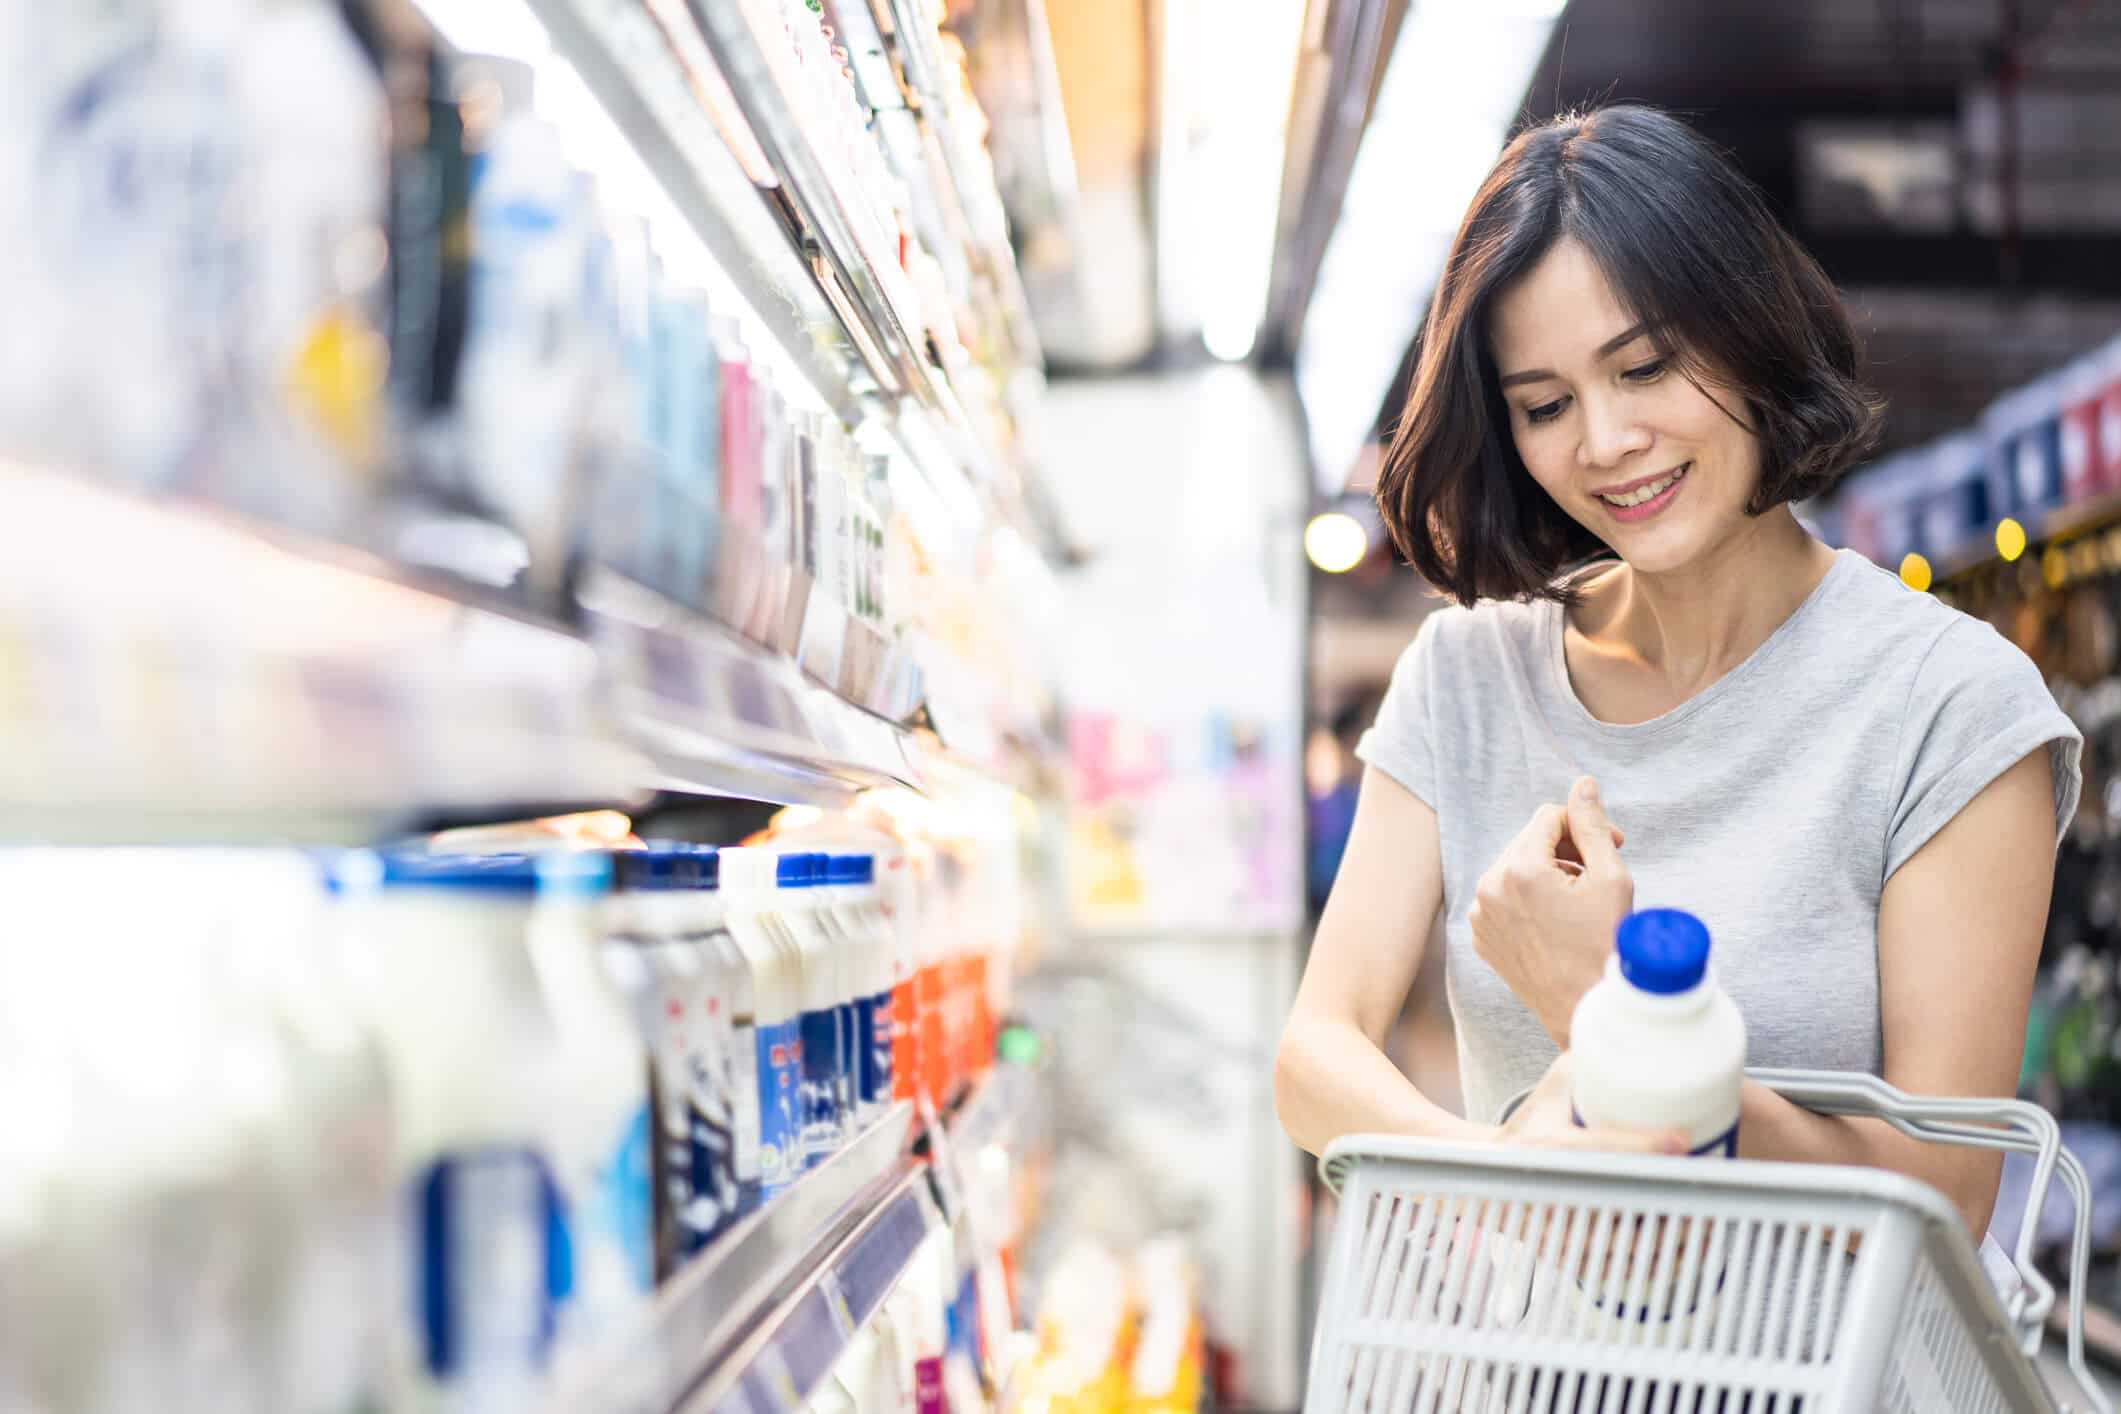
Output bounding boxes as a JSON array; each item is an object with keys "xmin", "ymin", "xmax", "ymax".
[
  {"xmin": 827, "ymin": 853, "xmax": 894, "ymax": 1126},
  {"xmin": 523, "ymin": 853, "xmax": 652, "ymax": 1373},
  {"xmin": 336, "ymin": 851, "xmax": 578, "ymax": 1412},
  {"xmin": 662, "ymin": 846, "xmax": 740, "ymax": 1254},
  {"xmin": 603, "ymin": 849, "xmax": 690, "ymax": 1282},
  {"xmin": 778, "ymin": 851, "xmax": 848, "ymax": 1168},
  {"xmin": 818, "ymin": 852, "xmax": 869, "ymax": 1127},
  {"xmin": 1571, "ymin": 907, "xmax": 1746, "ymax": 1154},
  {"xmin": 722, "ymin": 847, "xmax": 802, "ymax": 1201}
]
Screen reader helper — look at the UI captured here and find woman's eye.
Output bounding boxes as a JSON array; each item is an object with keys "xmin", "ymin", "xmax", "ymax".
[
  {"xmin": 1525, "ymin": 398, "xmax": 1567, "ymax": 425},
  {"xmin": 1623, "ymin": 358, "xmax": 1668, "ymax": 383}
]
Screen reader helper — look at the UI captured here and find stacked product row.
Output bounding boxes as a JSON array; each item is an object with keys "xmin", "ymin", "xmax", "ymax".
[
  {"xmin": 0, "ymin": 0, "xmax": 986, "ymax": 654},
  {"xmin": 0, "ymin": 828, "xmax": 1017, "ymax": 1413},
  {"xmin": 1829, "ymin": 333, "xmax": 2121, "ymax": 576}
]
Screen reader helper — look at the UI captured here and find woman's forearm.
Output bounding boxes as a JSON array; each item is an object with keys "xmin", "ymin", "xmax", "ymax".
[
  {"xmin": 1274, "ymin": 1012, "xmax": 1495, "ymax": 1156},
  {"xmin": 1737, "ymin": 1079, "xmax": 2003, "ymax": 1237}
]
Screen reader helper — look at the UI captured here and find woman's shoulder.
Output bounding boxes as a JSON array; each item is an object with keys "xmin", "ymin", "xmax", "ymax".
[
  {"xmin": 1393, "ymin": 593, "xmax": 1550, "ymax": 676},
  {"xmin": 1821, "ymin": 549, "xmax": 2029, "ymax": 675}
]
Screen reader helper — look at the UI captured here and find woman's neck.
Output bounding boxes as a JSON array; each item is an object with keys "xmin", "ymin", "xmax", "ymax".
[{"xmin": 1574, "ymin": 508, "xmax": 1838, "ymax": 697}]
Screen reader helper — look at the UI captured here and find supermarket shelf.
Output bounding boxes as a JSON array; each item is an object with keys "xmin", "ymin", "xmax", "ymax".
[
  {"xmin": 679, "ymin": 0, "xmax": 1007, "ymax": 495},
  {"xmin": 523, "ymin": 0, "xmax": 877, "ymax": 431},
  {"xmin": 0, "ymin": 463, "xmax": 946, "ymax": 835},
  {"xmin": 539, "ymin": 1105, "xmax": 925, "ymax": 1414},
  {"xmin": 0, "ymin": 461, "xmax": 643, "ymax": 842},
  {"xmin": 1937, "ymin": 486, "xmax": 2121, "ymax": 585},
  {"xmin": 583, "ymin": 569, "xmax": 924, "ymax": 811},
  {"xmin": 949, "ymin": 1062, "xmax": 1031, "ymax": 1160}
]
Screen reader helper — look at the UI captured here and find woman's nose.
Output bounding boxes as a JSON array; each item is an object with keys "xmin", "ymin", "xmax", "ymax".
[{"xmin": 1577, "ymin": 393, "xmax": 1653, "ymax": 470}]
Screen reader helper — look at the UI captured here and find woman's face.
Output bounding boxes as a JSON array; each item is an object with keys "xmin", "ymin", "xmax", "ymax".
[{"xmin": 1487, "ymin": 237, "xmax": 1764, "ymax": 576}]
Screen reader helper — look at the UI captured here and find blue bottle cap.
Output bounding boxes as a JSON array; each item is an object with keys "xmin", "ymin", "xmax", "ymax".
[
  {"xmin": 1615, "ymin": 909, "xmax": 1711, "ymax": 995},
  {"xmin": 776, "ymin": 851, "xmax": 815, "ymax": 888},
  {"xmin": 691, "ymin": 846, "xmax": 720, "ymax": 891},
  {"xmin": 828, "ymin": 854, "xmax": 875, "ymax": 885},
  {"xmin": 617, "ymin": 846, "xmax": 682, "ymax": 892},
  {"xmin": 374, "ymin": 851, "xmax": 610, "ymax": 897}
]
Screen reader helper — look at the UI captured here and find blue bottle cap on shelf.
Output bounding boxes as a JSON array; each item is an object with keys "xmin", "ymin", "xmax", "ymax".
[
  {"xmin": 374, "ymin": 851, "xmax": 608, "ymax": 896},
  {"xmin": 828, "ymin": 854, "xmax": 874, "ymax": 885},
  {"xmin": 540, "ymin": 851, "xmax": 613, "ymax": 897},
  {"xmin": 618, "ymin": 846, "xmax": 685, "ymax": 891},
  {"xmin": 777, "ymin": 851, "xmax": 815, "ymax": 888},
  {"xmin": 691, "ymin": 846, "xmax": 721, "ymax": 890},
  {"xmin": 1615, "ymin": 909, "xmax": 1711, "ymax": 995}
]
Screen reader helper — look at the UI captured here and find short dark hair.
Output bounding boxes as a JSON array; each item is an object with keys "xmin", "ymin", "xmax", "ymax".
[{"xmin": 1374, "ymin": 104, "xmax": 1883, "ymax": 607}]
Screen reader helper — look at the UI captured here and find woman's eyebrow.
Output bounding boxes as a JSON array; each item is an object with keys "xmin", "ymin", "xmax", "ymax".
[{"xmin": 1497, "ymin": 322, "xmax": 1654, "ymax": 389}]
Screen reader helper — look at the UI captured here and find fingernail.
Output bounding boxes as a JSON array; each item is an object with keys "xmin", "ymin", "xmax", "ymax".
[{"xmin": 1581, "ymin": 777, "xmax": 1600, "ymax": 799}]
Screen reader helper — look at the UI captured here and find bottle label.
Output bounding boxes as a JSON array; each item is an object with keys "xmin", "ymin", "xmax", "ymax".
[
  {"xmin": 756, "ymin": 1022, "xmax": 798, "ymax": 1194},
  {"xmin": 682, "ymin": 1050, "xmax": 739, "ymax": 1257},
  {"xmin": 729, "ymin": 1016, "xmax": 762, "ymax": 1184},
  {"xmin": 914, "ymin": 1355, "xmax": 947, "ymax": 1414},
  {"xmin": 414, "ymin": 1148, "xmax": 568, "ymax": 1380},
  {"xmin": 835, "ymin": 999, "xmax": 858, "ymax": 1122},
  {"xmin": 858, "ymin": 989, "xmax": 894, "ymax": 1113},
  {"xmin": 597, "ymin": 1104, "xmax": 655, "ymax": 1295},
  {"xmin": 798, "ymin": 1006, "xmax": 845, "ymax": 1166}
]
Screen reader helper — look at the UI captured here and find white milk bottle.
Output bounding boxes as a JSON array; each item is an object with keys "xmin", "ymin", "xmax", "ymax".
[
  {"xmin": 1571, "ymin": 907, "xmax": 1746, "ymax": 1154},
  {"xmin": 721, "ymin": 847, "xmax": 802, "ymax": 1202},
  {"xmin": 1564, "ymin": 907, "xmax": 1746, "ymax": 1331},
  {"xmin": 669, "ymin": 846, "xmax": 742, "ymax": 1252},
  {"xmin": 825, "ymin": 853, "xmax": 893, "ymax": 1127},
  {"xmin": 778, "ymin": 851, "xmax": 848, "ymax": 1169}
]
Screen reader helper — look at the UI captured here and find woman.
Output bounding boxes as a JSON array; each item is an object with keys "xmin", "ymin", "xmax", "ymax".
[{"xmin": 1275, "ymin": 104, "xmax": 2082, "ymax": 1243}]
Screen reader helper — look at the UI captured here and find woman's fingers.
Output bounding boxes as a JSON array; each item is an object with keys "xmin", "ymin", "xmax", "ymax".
[{"xmin": 1566, "ymin": 776, "xmax": 1621, "ymax": 875}]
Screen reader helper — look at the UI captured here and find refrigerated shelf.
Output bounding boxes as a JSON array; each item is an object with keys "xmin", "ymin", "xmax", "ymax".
[
  {"xmin": 582, "ymin": 567, "xmax": 924, "ymax": 811},
  {"xmin": 536, "ymin": 1105, "xmax": 931, "ymax": 1414},
  {"xmin": 0, "ymin": 464, "xmax": 946, "ymax": 837},
  {"xmin": 0, "ymin": 460, "xmax": 641, "ymax": 842}
]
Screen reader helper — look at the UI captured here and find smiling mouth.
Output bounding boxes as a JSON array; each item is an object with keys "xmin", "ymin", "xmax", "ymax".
[{"xmin": 1595, "ymin": 463, "xmax": 1690, "ymax": 509}]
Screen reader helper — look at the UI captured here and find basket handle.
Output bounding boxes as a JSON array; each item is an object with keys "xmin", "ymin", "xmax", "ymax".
[
  {"xmin": 1490, "ymin": 1067, "xmax": 2104, "ymax": 1411},
  {"xmin": 1750, "ymin": 1068, "xmax": 2103, "ymax": 1413}
]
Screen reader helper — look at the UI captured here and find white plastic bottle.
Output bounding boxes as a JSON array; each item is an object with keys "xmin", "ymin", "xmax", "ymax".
[
  {"xmin": 1570, "ymin": 908, "xmax": 1746, "ymax": 1156},
  {"xmin": 779, "ymin": 851, "xmax": 848, "ymax": 1169},
  {"xmin": 826, "ymin": 853, "xmax": 894, "ymax": 1127},
  {"xmin": 722, "ymin": 847, "xmax": 802, "ymax": 1202},
  {"xmin": 664, "ymin": 846, "xmax": 741, "ymax": 1253}
]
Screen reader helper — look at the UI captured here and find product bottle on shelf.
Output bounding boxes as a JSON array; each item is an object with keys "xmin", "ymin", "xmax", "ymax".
[
  {"xmin": 336, "ymin": 851, "xmax": 645, "ymax": 1407},
  {"xmin": 656, "ymin": 847, "xmax": 740, "ymax": 1252},
  {"xmin": 916, "ymin": 854, "xmax": 954, "ymax": 1110},
  {"xmin": 601, "ymin": 851, "xmax": 682, "ymax": 1282},
  {"xmin": 779, "ymin": 851, "xmax": 849, "ymax": 1168},
  {"xmin": 721, "ymin": 846, "xmax": 801, "ymax": 1202},
  {"xmin": 825, "ymin": 852, "xmax": 894, "ymax": 1127}
]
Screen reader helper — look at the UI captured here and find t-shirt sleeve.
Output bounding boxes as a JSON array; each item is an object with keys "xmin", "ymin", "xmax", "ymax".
[
  {"xmin": 1885, "ymin": 616, "xmax": 2083, "ymax": 882},
  {"xmin": 1354, "ymin": 611, "xmax": 1446, "ymax": 809}
]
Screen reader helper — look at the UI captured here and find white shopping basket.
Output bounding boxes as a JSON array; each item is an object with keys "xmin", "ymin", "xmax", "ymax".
[{"xmin": 1304, "ymin": 1069, "xmax": 2113, "ymax": 1413}]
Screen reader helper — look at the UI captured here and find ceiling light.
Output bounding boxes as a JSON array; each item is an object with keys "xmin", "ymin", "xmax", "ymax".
[
  {"xmin": 1159, "ymin": 0, "xmax": 1307, "ymax": 361},
  {"xmin": 1296, "ymin": 3, "xmax": 1565, "ymax": 491},
  {"xmin": 1304, "ymin": 512, "xmax": 1369, "ymax": 573}
]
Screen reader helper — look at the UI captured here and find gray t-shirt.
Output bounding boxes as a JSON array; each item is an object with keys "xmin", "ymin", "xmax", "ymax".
[{"xmin": 1357, "ymin": 548, "xmax": 2083, "ymax": 1127}]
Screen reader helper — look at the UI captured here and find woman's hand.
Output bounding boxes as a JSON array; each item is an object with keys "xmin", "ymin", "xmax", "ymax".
[
  {"xmin": 1495, "ymin": 1052, "xmax": 1686, "ymax": 1156},
  {"xmin": 1469, "ymin": 776, "xmax": 1633, "ymax": 1046}
]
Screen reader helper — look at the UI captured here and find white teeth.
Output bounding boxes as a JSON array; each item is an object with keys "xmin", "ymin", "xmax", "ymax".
[{"xmin": 1599, "ymin": 465, "xmax": 1687, "ymax": 508}]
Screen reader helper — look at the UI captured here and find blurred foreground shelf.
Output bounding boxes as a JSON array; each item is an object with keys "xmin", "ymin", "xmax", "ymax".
[
  {"xmin": 0, "ymin": 460, "xmax": 640, "ymax": 842},
  {"xmin": 537, "ymin": 1105, "xmax": 931, "ymax": 1414},
  {"xmin": 540, "ymin": 1070, "xmax": 1037, "ymax": 1414},
  {"xmin": 0, "ymin": 464, "xmax": 941, "ymax": 839}
]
